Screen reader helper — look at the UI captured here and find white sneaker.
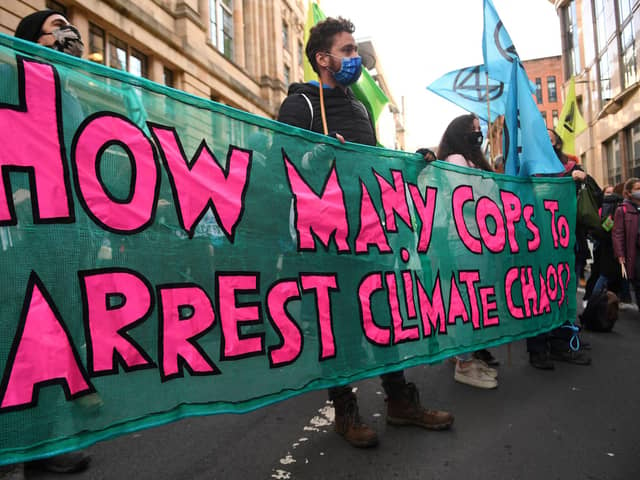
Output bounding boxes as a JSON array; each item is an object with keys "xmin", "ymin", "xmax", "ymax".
[
  {"xmin": 473, "ymin": 358, "xmax": 498, "ymax": 378},
  {"xmin": 454, "ymin": 361, "xmax": 498, "ymax": 389}
]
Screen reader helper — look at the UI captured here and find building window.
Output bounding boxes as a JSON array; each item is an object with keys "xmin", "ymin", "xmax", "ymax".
[
  {"xmin": 284, "ymin": 65, "xmax": 290, "ymax": 87},
  {"xmin": 547, "ymin": 76, "xmax": 557, "ymax": 102},
  {"xmin": 552, "ymin": 110, "xmax": 559, "ymax": 128},
  {"xmin": 582, "ymin": 0, "xmax": 596, "ymax": 64},
  {"xmin": 594, "ymin": 0, "xmax": 615, "ymax": 51},
  {"xmin": 561, "ymin": 1, "xmax": 581, "ymax": 75},
  {"xmin": 129, "ymin": 49, "xmax": 147, "ymax": 78},
  {"xmin": 619, "ymin": 2, "xmax": 637, "ymax": 88},
  {"xmin": 618, "ymin": 0, "xmax": 632, "ymax": 25},
  {"xmin": 163, "ymin": 67, "xmax": 174, "ymax": 88},
  {"xmin": 209, "ymin": 0, "xmax": 234, "ymax": 60},
  {"xmin": 298, "ymin": 41, "xmax": 304, "ymax": 67},
  {"xmin": 107, "ymin": 36, "xmax": 147, "ymax": 77},
  {"xmin": 282, "ymin": 21, "xmax": 290, "ymax": 51},
  {"xmin": 109, "ymin": 37, "xmax": 128, "ymax": 71},
  {"xmin": 599, "ymin": 47, "xmax": 612, "ymax": 102},
  {"xmin": 605, "ymin": 135, "xmax": 622, "ymax": 185},
  {"xmin": 88, "ymin": 24, "xmax": 105, "ymax": 64},
  {"xmin": 535, "ymin": 78, "xmax": 543, "ymax": 104},
  {"xmin": 541, "ymin": 111, "xmax": 547, "ymax": 127},
  {"xmin": 628, "ymin": 120, "xmax": 640, "ymax": 177},
  {"xmin": 46, "ymin": 0, "xmax": 67, "ymax": 15}
]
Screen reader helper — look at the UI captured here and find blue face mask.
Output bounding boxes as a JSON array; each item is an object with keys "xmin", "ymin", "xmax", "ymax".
[{"xmin": 329, "ymin": 55, "xmax": 362, "ymax": 86}]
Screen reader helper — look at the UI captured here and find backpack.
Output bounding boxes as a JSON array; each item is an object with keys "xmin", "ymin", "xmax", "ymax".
[{"xmin": 580, "ymin": 290, "xmax": 619, "ymax": 332}]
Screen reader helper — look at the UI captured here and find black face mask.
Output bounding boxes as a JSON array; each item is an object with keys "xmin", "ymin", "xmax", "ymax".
[{"xmin": 467, "ymin": 131, "xmax": 483, "ymax": 146}]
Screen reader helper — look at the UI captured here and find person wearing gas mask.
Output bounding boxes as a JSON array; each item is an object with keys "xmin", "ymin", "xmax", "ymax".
[
  {"xmin": 277, "ymin": 16, "xmax": 454, "ymax": 449},
  {"xmin": 0, "ymin": 10, "xmax": 90, "ymax": 480},
  {"xmin": 15, "ymin": 9, "xmax": 84, "ymax": 57},
  {"xmin": 436, "ymin": 114, "xmax": 500, "ymax": 389},
  {"xmin": 8, "ymin": 9, "xmax": 85, "ymax": 132}
]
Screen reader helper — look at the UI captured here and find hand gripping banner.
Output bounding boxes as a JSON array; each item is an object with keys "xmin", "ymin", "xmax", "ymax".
[{"xmin": 0, "ymin": 33, "xmax": 576, "ymax": 463}]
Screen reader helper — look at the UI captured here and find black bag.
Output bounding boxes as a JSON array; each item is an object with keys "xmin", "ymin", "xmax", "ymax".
[{"xmin": 580, "ymin": 290, "xmax": 619, "ymax": 332}]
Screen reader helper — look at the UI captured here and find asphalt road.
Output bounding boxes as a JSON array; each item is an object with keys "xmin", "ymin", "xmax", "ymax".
[{"xmin": 28, "ymin": 293, "xmax": 640, "ymax": 480}]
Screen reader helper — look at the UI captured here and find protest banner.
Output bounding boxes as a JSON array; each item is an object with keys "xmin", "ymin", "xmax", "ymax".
[{"xmin": 0, "ymin": 33, "xmax": 576, "ymax": 463}]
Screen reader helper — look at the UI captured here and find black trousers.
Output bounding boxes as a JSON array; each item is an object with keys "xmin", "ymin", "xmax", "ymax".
[{"xmin": 328, "ymin": 370, "xmax": 406, "ymax": 401}]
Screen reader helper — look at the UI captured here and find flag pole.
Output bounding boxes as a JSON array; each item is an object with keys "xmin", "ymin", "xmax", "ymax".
[
  {"xmin": 485, "ymin": 71, "xmax": 493, "ymax": 166},
  {"xmin": 318, "ymin": 78, "xmax": 329, "ymax": 135}
]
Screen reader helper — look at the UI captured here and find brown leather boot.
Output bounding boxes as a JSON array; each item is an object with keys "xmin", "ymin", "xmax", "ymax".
[
  {"xmin": 333, "ymin": 392, "xmax": 379, "ymax": 448},
  {"xmin": 386, "ymin": 382, "xmax": 454, "ymax": 430}
]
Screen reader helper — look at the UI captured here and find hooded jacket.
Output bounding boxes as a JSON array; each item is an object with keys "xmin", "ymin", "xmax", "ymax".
[{"xmin": 277, "ymin": 82, "xmax": 376, "ymax": 146}]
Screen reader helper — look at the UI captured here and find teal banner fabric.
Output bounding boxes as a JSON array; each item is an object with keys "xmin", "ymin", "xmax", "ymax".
[{"xmin": 0, "ymin": 33, "xmax": 576, "ymax": 463}]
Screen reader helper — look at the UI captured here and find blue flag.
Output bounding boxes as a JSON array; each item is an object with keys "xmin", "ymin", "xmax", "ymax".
[
  {"xmin": 483, "ymin": 0, "xmax": 563, "ymax": 176},
  {"xmin": 502, "ymin": 63, "xmax": 564, "ymax": 176},
  {"xmin": 482, "ymin": 0, "xmax": 519, "ymax": 84},
  {"xmin": 427, "ymin": 64, "xmax": 508, "ymax": 122},
  {"xmin": 482, "ymin": 0, "xmax": 535, "ymax": 94}
]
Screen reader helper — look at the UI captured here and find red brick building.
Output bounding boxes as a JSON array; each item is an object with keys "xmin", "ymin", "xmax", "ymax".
[
  {"xmin": 522, "ymin": 55, "xmax": 564, "ymax": 130},
  {"xmin": 487, "ymin": 55, "xmax": 564, "ymax": 163}
]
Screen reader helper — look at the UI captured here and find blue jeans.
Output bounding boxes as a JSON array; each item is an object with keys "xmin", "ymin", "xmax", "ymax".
[{"xmin": 592, "ymin": 275, "xmax": 608, "ymax": 297}]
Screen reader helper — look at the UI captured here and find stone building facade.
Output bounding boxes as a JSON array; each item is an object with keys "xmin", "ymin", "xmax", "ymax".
[
  {"xmin": 553, "ymin": 0, "xmax": 640, "ymax": 185},
  {"xmin": 521, "ymin": 55, "xmax": 564, "ymax": 130},
  {"xmin": 486, "ymin": 55, "xmax": 564, "ymax": 162},
  {"xmin": 1, "ymin": 0, "xmax": 307, "ymax": 118},
  {"xmin": 1, "ymin": 0, "xmax": 404, "ymax": 147}
]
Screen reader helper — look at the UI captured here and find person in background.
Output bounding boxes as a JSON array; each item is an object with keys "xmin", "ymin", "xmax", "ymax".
[
  {"xmin": 612, "ymin": 183, "xmax": 634, "ymax": 305},
  {"xmin": 613, "ymin": 178, "xmax": 640, "ymax": 311},
  {"xmin": 527, "ymin": 130, "xmax": 594, "ymax": 369},
  {"xmin": 0, "ymin": 10, "xmax": 90, "ymax": 480},
  {"xmin": 278, "ymin": 16, "xmax": 454, "ymax": 448},
  {"xmin": 436, "ymin": 113, "xmax": 500, "ymax": 389},
  {"xmin": 416, "ymin": 147, "xmax": 437, "ymax": 162},
  {"xmin": 547, "ymin": 129, "xmax": 593, "ymax": 281},
  {"xmin": 584, "ymin": 185, "xmax": 623, "ymax": 301}
]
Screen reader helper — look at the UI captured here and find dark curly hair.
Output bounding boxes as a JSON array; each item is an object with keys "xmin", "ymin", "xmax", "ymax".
[
  {"xmin": 305, "ymin": 17, "xmax": 355, "ymax": 75},
  {"xmin": 436, "ymin": 114, "xmax": 493, "ymax": 171}
]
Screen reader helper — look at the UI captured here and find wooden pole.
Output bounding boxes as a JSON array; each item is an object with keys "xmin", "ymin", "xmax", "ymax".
[{"xmin": 486, "ymin": 71, "xmax": 493, "ymax": 166}]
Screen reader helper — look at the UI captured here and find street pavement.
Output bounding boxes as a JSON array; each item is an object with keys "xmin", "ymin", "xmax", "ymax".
[{"xmin": 28, "ymin": 292, "xmax": 640, "ymax": 480}]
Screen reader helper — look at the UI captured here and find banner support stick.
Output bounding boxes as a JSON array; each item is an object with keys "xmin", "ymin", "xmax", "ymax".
[{"xmin": 485, "ymin": 71, "xmax": 493, "ymax": 166}]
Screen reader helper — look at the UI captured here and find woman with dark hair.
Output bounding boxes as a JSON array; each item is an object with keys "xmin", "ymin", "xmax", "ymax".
[
  {"xmin": 437, "ymin": 114, "xmax": 499, "ymax": 389},
  {"xmin": 437, "ymin": 114, "xmax": 493, "ymax": 171}
]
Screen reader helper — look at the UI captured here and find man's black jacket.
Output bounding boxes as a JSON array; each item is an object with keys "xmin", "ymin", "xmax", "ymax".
[{"xmin": 277, "ymin": 82, "xmax": 376, "ymax": 146}]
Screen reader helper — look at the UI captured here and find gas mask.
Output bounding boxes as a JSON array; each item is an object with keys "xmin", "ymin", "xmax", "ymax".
[{"xmin": 43, "ymin": 25, "xmax": 84, "ymax": 57}]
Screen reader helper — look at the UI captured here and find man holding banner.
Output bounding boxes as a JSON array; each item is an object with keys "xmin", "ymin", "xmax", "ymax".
[{"xmin": 278, "ymin": 16, "xmax": 454, "ymax": 449}]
